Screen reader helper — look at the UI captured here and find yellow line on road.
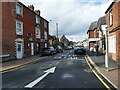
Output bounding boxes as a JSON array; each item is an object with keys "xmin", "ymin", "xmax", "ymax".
[
  {"xmin": 1, "ymin": 64, "xmax": 29, "ymax": 74},
  {"xmin": 85, "ymin": 56, "xmax": 111, "ymax": 90}
]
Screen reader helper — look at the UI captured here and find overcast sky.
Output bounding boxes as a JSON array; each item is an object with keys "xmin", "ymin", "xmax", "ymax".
[{"xmin": 19, "ymin": 0, "xmax": 113, "ymax": 42}]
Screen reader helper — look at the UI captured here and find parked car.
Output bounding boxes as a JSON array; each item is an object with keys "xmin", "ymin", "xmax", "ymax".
[
  {"xmin": 56, "ymin": 45, "xmax": 63, "ymax": 53},
  {"xmin": 74, "ymin": 46, "xmax": 86, "ymax": 55},
  {"xmin": 68, "ymin": 46, "xmax": 73, "ymax": 50},
  {"xmin": 42, "ymin": 46, "xmax": 56, "ymax": 56},
  {"xmin": 64, "ymin": 46, "xmax": 69, "ymax": 50}
]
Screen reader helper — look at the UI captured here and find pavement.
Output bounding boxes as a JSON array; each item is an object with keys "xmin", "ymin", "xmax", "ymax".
[
  {"xmin": 0, "ymin": 55, "xmax": 47, "ymax": 72},
  {"xmin": 86, "ymin": 49, "xmax": 120, "ymax": 89}
]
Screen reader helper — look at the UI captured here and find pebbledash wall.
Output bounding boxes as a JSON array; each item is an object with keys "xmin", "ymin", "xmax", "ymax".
[
  {"xmin": 2, "ymin": 2, "xmax": 49, "ymax": 60},
  {"xmin": 105, "ymin": 0, "xmax": 120, "ymax": 63}
]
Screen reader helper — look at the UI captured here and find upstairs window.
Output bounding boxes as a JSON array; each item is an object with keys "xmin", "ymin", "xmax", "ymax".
[
  {"xmin": 16, "ymin": 4, "xmax": 23, "ymax": 16},
  {"xmin": 36, "ymin": 15, "xmax": 40, "ymax": 24},
  {"xmin": 44, "ymin": 20, "xmax": 47, "ymax": 29},
  {"xmin": 36, "ymin": 27, "xmax": 40, "ymax": 39},
  {"xmin": 16, "ymin": 20, "xmax": 23, "ymax": 35},
  {"xmin": 109, "ymin": 8, "xmax": 113, "ymax": 26},
  {"xmin": 44, "ymin": 31, "xmax": 47, "ymax": 40}
]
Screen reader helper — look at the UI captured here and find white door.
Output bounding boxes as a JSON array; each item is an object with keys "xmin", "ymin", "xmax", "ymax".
[
  {"xmin": 16, "ymin": 42, "xmax": 23, "ymax": 59},
  {"xmin": 31, "ymin": 43, "xmax": 34, "ymax": 55}
]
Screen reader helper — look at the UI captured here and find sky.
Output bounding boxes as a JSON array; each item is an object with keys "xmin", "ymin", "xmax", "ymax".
[{"xmin": 19, "ymin": 0, "xmax": 113, "ymax": 42}]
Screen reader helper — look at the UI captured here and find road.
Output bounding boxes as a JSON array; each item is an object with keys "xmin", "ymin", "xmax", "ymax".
[{"xmin": 2, "ymin": 50, "xmax": 109, "ymax": 89}]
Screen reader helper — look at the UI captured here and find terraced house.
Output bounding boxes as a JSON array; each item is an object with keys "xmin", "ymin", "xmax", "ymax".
[
  {"xmin": 87, "ymin": 21, "xmax": 100, "ymax": 50},
  {"xmin": 105, "ymin": 0, "xmax": 120, "ymax": 62},
  {"xmin": 1, "ymin": 1, "xmax": 49, "ymax": 60}
]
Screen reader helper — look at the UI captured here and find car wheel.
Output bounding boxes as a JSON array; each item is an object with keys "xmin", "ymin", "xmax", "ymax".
[{"xmin": 51, "ymin": 52, "xmax": 54, "ymax": 55}]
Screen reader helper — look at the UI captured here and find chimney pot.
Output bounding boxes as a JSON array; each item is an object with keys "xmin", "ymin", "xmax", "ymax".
[
  {"xmin": 28, "ymin": 5, "xmax": 34, "ymax": 11},
  {"xmin": 35, "ymin": 10, "xmax": 40, "ymax": 16}
]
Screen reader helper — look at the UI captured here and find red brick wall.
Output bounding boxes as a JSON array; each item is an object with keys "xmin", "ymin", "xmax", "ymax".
[
  {"xmin": 0, "ymin": 1, "xmax": 2, "ymax": 54},
  {"xmin": 22, "ymin": 6, "xmax": 36, "ymax": 56},
  {"xmin": 89, "ymin": 31, "xmax": 94, "ymax": 38},
  {"xmin": 2, "ymin": 2, "xmax": 16, "ymax": 59},
  {"xmin": 106, "ymin": 1, "xmax": 120, "ymax": 62},
  {"xmin": 2, "ymin": 2, "xmax": 49, "ymax": 59}
]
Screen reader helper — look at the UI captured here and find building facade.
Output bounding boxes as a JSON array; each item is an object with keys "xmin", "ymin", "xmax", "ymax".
[
  {"xmin": 87, "ymin": 21, "xmax": 100, "ymax": 50},
  {"xmin": 105, "ymin": 0, "xmax": 120, "ymax": 62},
  {"xmin": 1, "ymin": 2, "xmax": 49, "ymax": 60}
]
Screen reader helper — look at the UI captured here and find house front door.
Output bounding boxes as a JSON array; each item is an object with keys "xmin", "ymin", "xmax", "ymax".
[{"xmin": 16, "ymin": 42, "xmax": 23, "ymax": 59}]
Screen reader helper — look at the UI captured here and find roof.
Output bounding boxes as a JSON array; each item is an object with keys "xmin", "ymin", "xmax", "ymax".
[
  {"xmin": 60, "ymin": 35, "xmax": 69, "ymax": 42},
  {"xmin": 89, "ymin": 21, "xmax": 98, "ymax": 30},
  {"xmin": 87, "ymin": 21, "xmax": 97, "ymax": 34},
  {"xmin": 105, "ymin": 1, "xmax": 115, "ymax": 14},
  {"xmin": 18, "ymin": 2, "xmax": 49, "ymax": 22},
  {"xmin": 97, "ymin": 16, "xmax": 106, "ymax": 30}
]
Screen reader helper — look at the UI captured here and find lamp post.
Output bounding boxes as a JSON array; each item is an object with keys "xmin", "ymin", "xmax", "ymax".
[
  {"xmin": 105, "ymin": 27, "xmax": 109, "ymax": 71},
  {"xmin": 49, "ymin": 20, "xmax": 59, "ymax": 42},
  {"xmin": 56, "ymin": 22, "xmax": 59, "ymax": 42}
]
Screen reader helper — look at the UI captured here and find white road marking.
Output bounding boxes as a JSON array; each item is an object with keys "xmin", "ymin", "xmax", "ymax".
[
  {"xmin": 25, "ymin": 67, "xmax": 56, "ymax": 88},
  {"xmin": 59, "ymin": 57, "xmax": 61, "ymax": 59}
]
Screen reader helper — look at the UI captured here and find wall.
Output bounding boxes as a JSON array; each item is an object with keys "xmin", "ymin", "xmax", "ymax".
[
  {"xmin": 106, "ymin": 1, "xmax": 120, "ymax": 62},
  {"xmin": 2, "ymin": 2, "xmax": 16, "ymax": 60}
]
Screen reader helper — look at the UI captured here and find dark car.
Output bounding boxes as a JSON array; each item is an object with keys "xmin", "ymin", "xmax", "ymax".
[
  {"xmin": 42, "ymin": 46, "xmax": 56, "ymax": 56},
  {"xmin": 74, "ymin": 46, "xmax": 86, "ymax": 55},
  {"xmin": 56, "ymin": 45, "xmax": 63, "ymax": 53}
]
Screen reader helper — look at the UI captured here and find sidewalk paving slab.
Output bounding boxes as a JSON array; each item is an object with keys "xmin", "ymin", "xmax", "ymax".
[
  {"xmin": 0, "ymin": 55, "xmax": 47, "ymax": 72},
  {"xmin": 86, "ymin": 49, "xmax": 120, "ymax": 89}
]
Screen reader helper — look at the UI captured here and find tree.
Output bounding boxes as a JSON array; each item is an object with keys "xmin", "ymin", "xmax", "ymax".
[{"xmin": 53, "ymin": 40, "xmax": 58, "ymax": 48}]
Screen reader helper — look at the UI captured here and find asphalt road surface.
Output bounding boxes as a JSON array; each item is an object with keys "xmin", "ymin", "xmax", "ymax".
[{"xmin": 2, "ymin": 50, "xmax": 109, "ymax": 89}]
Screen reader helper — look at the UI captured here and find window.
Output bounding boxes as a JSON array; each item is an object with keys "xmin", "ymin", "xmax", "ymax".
[
  {"xmin": 16, "ymin": 20, "xmax": 23, "ymax": 35},
  {"xmin": 36, "ymin": 15, "xmax": 40, "ymax": 24},
  {"xmin": 108, "ymin": 35, "xmax": 116, "ymax": 53},
  {"xmin": 109, "ymin": 8, "xmax": 113, "ymax": 26},
  {"xmin": 36, "ymin": 27, "xmax": 40, "ymax": 39},
  {"xmin": 44, "ymin": 20, "xmax": 47, "ymax": 29},
  {"xmin": 44, "ymin": 31, "xmax": 47, "ymax": 40},
  {"xmin": 16, "ymin": 4, "xmax": 23, "ymax": 16}
]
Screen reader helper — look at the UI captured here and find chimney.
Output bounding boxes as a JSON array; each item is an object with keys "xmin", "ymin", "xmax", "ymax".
[
  {"xmin": 35, "ymin": 10, "xmax": 40, "ymax": 16},
  {"xmin": 28, "ymin": 5, "xmax": 34, "ymax": 11}
]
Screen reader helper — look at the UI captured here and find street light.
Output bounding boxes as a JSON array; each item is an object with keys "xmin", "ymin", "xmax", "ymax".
[
  {"xmin": 56, "ymin": 22, "xmax": 59, "ymax": 42},
  {"xmin": 49, "ymin": 20, "xmax": 59, "ymax": 42}
]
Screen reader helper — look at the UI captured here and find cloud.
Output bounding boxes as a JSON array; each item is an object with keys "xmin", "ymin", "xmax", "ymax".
[{"xmin": 19, "ymin": 0, "xmax": 113, "ymax": 42}]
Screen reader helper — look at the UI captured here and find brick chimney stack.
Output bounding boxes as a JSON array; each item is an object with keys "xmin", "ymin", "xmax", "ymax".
[
  {"xmin": 28, "ymin": 5, "xmax": 34, "ymax": 11},
  {"xmin": 35, "ymin": 10, "xmax": 40, "ymax": 16}
]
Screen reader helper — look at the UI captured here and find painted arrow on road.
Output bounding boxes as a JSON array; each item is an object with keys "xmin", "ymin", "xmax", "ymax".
[{"xmin": 25, "ymin": 67, "xmax": 56, "ymax": 88}]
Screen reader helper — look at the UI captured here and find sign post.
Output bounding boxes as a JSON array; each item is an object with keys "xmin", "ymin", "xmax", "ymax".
[{"xmin": 105, "ymin": 27, "xmax": 109, "ymax": 71}]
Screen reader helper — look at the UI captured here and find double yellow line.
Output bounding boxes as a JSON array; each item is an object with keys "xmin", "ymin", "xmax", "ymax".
[{"xmin": 85, "ymin": 56, "xmax": 111, "ymax": 90}]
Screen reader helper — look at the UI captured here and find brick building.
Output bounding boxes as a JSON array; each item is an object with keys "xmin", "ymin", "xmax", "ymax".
[
  {"xmin": 1, "ymin": 2, "xmax": 49, "ymax": 60},
  {"xmin": 105, "ymin": 0, "xmax": 120, "ymax": 62},
  {"xmin": 87, "ymin": 21, "xmax": 100, "ymax": 50}
]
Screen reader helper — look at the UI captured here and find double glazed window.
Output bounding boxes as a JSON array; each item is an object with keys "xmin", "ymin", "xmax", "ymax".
[
  {"xmin": 16, "ymin": 4, "xmax": 23, "ymax": 16},
  {"xmin": 109, "ymin": 8, "xmax": 113, "ymax": 26},
  {"xmin": 36, "ymin": 15, "xmax": 40, "ymax": 24},
  {"xmin": 44, "ymin": 21, "xmax": 47, "ymax": 29},
  {"xmin": 16, "ymin": 20, "xmax": 23, "ymax": 35},
  {"xmin": 36, "ymin": 27, "xmax": 40, "ymax": 39},
  {"xmin": 108, "ymin": 35, "xmax": 116, "ymax": 53},
  {"xmin": 44, "ymin": 31, "xmax": 47, "ymax": 40}
]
